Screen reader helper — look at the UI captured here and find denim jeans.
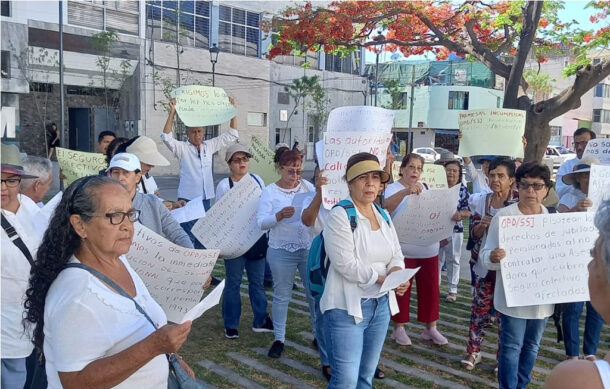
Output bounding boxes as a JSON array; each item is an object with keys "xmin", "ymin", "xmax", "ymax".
[
  {"xmin": 179, "ymin": 198, "xmax": 211, "ymax": 249},
  {"xmin": 562, "ymin": 301, "xmax": 603, "ymax": 357},
  {"xmin": 314, "ymin": 298, "xmax": 329, "ymax": 366},
  {"xmin": 498, "ymin": 314, "xmax": 548, "ymax": 389},
  {"xmin": 324, "ymin": 295, "xmax": 390, "ymax": 389},
  {"xmin": 222, "ymin": 255, "xmax": 268, "ymax": 329},
  {"xmin": 1, "ymin": 357, "xmax": 26, "ymax": 389},
  {"xmin": 266, "ymin": 247, "xmax": 315, "ymax": 342}
]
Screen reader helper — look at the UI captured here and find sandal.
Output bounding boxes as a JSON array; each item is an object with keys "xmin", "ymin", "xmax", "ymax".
[
  {"xmin": 460, "ymin": 352, "xmax": 482, "ymax": 371},
  {"xmin": 585, "ymin": 355, "xmax": 597, "ymax": 361},
  {"xmin": 445, "ymin": 293, "xmax": 457, "ymax": 303},
  {"xmin": 374, "ymin": 367, "xmax": 385, "ymax": 379}
]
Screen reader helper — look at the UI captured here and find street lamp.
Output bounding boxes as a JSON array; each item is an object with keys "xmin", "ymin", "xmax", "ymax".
[
  {"xmin": 373, "ymin": 31, "xmax": 385, "ymax": 106},
  {"xmin": 209, "ymin": 43, "xmax": 220, "ymax": 86}
]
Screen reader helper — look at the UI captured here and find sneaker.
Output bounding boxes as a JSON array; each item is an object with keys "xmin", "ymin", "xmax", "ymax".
[
  {"xmin": 252, "ymin": 316, "xmax": 274, "ymax": 333},
  {"xmin": 421, "ymin": 327, "xmax": 448, "ymax": 345},
  {"xmin": 224, "ymin": 328, "xmax": 239, "ymax": 339},
  {"xmin": 391, "ymin": 326, "xmax": 412, "ymax": 346},
  {"xmin": 268, "ymin": 340, "xmax": 284, "ymax": 358}
]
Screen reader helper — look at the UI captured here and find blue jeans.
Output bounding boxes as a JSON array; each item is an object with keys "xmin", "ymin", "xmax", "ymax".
[
  {"xmin": 498, "ymin": 314, "xmax": 548, "ymax": 389},
  {"xmin": 266, "ymin": 247, "xmax": 315, "ymax": 342},
  {"xmin": 562, "ymin": 301, "xmax": 603, "ymax": 357},
  {"xmin": 324, "ymin": 295, "xmax": 390, "ymax": 389},
  {"xmin": 1, "ymin": 357, "xmax": 26, "ymax": 389},
  {"xmin": 314, "ymin": 298, "xmax": 329, "ymax": 366},
  {"xmin": 179, "ymin": 198, "xmax": 211, "ymax": 249},
  {"xmin": 222, "ymin": 255, "xmax": 269, "ymax": 329}
]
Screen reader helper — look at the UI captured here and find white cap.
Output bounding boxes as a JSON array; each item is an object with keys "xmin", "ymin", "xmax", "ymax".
[{"xmin": 107, "ymin": 153, "xmax": 141, "ymax": 172}]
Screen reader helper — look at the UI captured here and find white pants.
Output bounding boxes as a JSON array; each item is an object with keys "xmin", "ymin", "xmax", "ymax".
[{"xmin": 438, "ymin": 232, "xmax": 463, "ymax": 294}]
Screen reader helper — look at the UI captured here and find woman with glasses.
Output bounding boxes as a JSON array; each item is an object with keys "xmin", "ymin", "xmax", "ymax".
[
  {"xmin": 23, "ymin": 175, "xmax": 195, "ymax": 388},
  {"xmin": 481, "ymin": 162, "xmax": 554, "ymax": 389},
  {"xmin": 257, "ymin": 148, "xmax": 315, "ymax": 358}
]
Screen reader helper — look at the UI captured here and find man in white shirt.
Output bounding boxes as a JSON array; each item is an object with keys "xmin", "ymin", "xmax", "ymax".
[
  {"xmin": 463, "ymin": 155, "xmax": 493, "ymax": 194},
  {"xmin": 556, "ymin": 128, "xmax": 596, "ymax": 199},
  {"xmin": 20, "ymin": 156, "xmax": 53, "ymax": 207}
]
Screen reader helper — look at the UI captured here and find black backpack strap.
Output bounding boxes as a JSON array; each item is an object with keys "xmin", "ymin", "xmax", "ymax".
[
  {"xmin": 249, "ymin": 173, "xmax": 263, "ymax": 189},
  {"xmin": 1, "ymin": 214, "xmax": 35, "ymax": 267},
  {"xmin": 228, "ymin": 177, "xmax": 234, "ymax": 189}
]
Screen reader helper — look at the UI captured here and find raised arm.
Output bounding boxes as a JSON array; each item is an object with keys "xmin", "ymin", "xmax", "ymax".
[{"xmin": 163, "ymin": 99, "xmax": 177, "ymax": 135}]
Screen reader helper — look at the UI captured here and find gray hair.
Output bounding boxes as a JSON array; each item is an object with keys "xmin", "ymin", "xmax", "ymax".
[
  {"xmin": 21, "ymin": 156, "xmax": 52, "ymax": 189},
  {"xmin": 594, "ymin": 200, "xmax": 610, "ymax": 282}
]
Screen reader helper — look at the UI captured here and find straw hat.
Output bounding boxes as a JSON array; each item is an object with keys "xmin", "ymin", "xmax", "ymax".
[{"xmin": 1, "ymin": 144, "xmax": 38, "ymax": 178}]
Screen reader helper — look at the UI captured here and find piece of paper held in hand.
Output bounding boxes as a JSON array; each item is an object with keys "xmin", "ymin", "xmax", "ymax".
[
  {"xmin": 171, "ymin": 196, "xmax": 206, "ymax": 224},
  {"xmin": 181, "ymin": 280, "xmax": 225, "ymax": 323},
  {"xmin": 379, "ymin": 267, "xmax": 420, "ymax": 293}
]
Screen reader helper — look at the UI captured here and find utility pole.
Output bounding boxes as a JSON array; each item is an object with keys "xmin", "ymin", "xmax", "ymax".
[
  {"xmin": 407, "ymin": 64, "xmax": 415, "ymax": 153},
  {"xmin": 59, "ymin": 1, "xmax": 65, "ymax": 144}
]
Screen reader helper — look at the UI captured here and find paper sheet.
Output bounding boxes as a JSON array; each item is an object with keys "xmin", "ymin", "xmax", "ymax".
[
  {"xmin": 379, "ymin": 267, "xmax": 420, "ymax": 293},
  {"xmin": 171, "ymin": 196, "xmax": 206, "ymax": 224},
  {"xmin": 180, "ymin": 280, "xmax": 225, "ymax": 323}
]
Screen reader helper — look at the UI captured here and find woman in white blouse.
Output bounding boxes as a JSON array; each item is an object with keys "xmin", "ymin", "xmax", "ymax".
[
  {"xmin": 321, "ymin": 152, "xmax": 409, "ymax": 389},
  {"xmin": 257, "ymin": 148, "xmax": 315, "ymax": 359}
]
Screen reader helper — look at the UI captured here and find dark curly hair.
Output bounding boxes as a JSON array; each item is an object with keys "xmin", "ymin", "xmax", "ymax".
[
  {"xmin": 105, "ymin": 137, "xmax": 129, "ymax": 165},
  {"xmin": 23, "ymin": 175, "xmax": 120, "ymax": 351}
]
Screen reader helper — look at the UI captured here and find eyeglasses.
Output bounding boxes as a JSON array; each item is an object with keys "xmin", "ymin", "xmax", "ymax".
[
  {"xmin": 406, "ymin": 164, "xmax": 423, "ymax": 172},
  {"xmin": 517, "ymin": 182, "xmax": 546, "ymax": 191},
  {"xmin": 230, "ymin": 157, "xmax": 250, "ymax": 164},
  {"xmin": 284, "ymin": 168, "xmax": 302, "ymax": 176},
  {"xmin": 1, "ymin": 178, "xmax": 21, "ymax": 188},
  {"xmin": 572, "ymin": 141, "xmax": 589, "ymax": 147},
  {"xmin": 84, "ymin": 209, "xmax": 141, "ymax": 225}
]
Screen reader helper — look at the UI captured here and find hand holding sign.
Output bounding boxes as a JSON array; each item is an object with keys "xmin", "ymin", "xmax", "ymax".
[{"xmin": 171, "ymin": 85, "xmax": 237, "ymax": 127}]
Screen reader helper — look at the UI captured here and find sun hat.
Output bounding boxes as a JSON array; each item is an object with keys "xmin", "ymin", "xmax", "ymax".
[
  {"xmin": 106, "ymin": 153, "xmax": 141, "ymax": 173},
  {"xmin": 434, "ymin": 150, "xmax": 460, "ymax": 165},
  {"xmin": 1, "ymin": 143, "xmax": 38, "ymax": 178},
  {"xmin": 225, "ymin": 143, "xmax": 253, "ymax": 162},
  {"xmin": 125, "ymin": 136, "xmax": 170, "ymax": 166},
  {"xmin": 345, "ymin": 159, "xmax": 391, "ymax": 184},
  {"xmin": 562, "ymin": 156, "xmax": 599, "ymax": 185}
]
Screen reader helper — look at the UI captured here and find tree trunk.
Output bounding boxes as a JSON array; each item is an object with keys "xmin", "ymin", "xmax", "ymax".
[{"xmin": 524, "ymin": 110, "xmax": 551, "ymax": 163}]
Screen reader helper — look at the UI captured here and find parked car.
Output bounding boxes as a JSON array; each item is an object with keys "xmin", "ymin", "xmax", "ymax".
[
  {"xmin": 544, "ymin": 145, "xmax": 576, "ymax": 167},
  {"xmin": 412, "ymin": 147, "xmax": 464, "ymax": 164}
]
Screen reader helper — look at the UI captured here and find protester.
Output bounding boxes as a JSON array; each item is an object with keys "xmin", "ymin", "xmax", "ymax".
[
  {"xmin": 23, "ymin": 175, "xmax": 194, "ymax": 388},
  {"xmin": 461, "ymin": 157, "xmax": 517, "ymax": 371},
  {"xmin": 436, "ymin": 152, "xmax": 470, "ymax": 302},
  {"xmin": 46, "ymin": 123, "xmax": 60, "ymax": 159},
  {"xmin": 107, "ymin": 153, "xmax": 193, "ymax": 248},
  {"xmin": 545, "ymin": 200, "xmax": 610, "ymax": 388},
  {"xmin": 21, "ymin": 156, "xmax": 54, "ymax": 206},
  {"xmin": 557, "ymin": 157, "xmax": 603, "ymax": 361},
  {"xmin": 482, "ymin": 162, "xmax": 554, "ymax": 388},
  {"xmin": 1, "ymin": 144, "xmax": 42, "ymax": 389},
  {"xmin": 463, "ymin": 155, "xmax": 494, "ymax": 194},
  {"xmin": 321, "ymin": 152, "xmax": 409, "ymax": 388},
  {"xmin": 97, "ymin": 130, "xmax": 116, "ymax": 154},
  {"xmin": 556, "ymin": 127, "xmax": 596, "ymax": 198},
  {"xmin": 384, "ymin": 153, "xmax": 447, "ymax": 346},
  {"xmin": 103, "ymin": 137, "xmax": 130, "ymax": 170},
  {"xmin": 216, "ymin": 143, "xmax": 273, "ymax": 339},
  {"xmin": 256, "ymin": 148, "xmax": 315, "ymax": 358}
]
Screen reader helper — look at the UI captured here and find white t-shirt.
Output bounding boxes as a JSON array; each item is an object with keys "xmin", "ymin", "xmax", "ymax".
[
  {"xmin": 384, "ymin": 181, "xmax": 439, "ymax": 258},
  {"xmin": 44, "ymin": 256, "xmax": 168, "ymax": 389},
  {"xmin": 215, "ymin": 173, "xmax": 264, "ymax": 201}
]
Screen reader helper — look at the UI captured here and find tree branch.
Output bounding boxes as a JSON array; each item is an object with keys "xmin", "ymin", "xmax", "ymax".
[{"xmin": 462, "ymin": 18, "xmax": 511, "ymax": 79}]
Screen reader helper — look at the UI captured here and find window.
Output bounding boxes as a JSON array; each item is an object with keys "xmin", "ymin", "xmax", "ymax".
[
  {"xmin": 277, "ymin": 92, "xmax": 289, "ymax": 105},
  {"xmin": 593, "ymin": 109, "xmax": 601, "ymax": 122},
  {"xmin": 308, "ymin": 126, "xmax": 315, "ymax": 142},
  {"xmin": 146, "ymin": 1, "xmax": 209, "ymax": 48},
  {"xmin": 593, "ymin": 109, "xmax": 610, "ymax": 124},
  {"xmin": 594, "ymin": 84, "xmax": 610, "ymax": 98},
  {"xmin": 550, "ymin": 126, "xmax": 561, "ymax": 145},
  {"xmin": 497, "ymin": 96, "xmax": 502, "ymax": 108},
  {"xmin": 30, "ymin": 83, "xmax": 53, "ymax": 93},
  {"xmin": 247, "ymin": 112, "xmax": 266, "ymax": 127},
  {"xmin": 448, "ymin": 91, "xmax": 469, "ymax": 110},
  {"xmin": 68, "ymin": 1, "xmax": 140, "ymax": 35},
  {"xmin": 218, "ymin": 5, "xmax": 260, "ymax": 57},
  {"xmin": 1, "ymin": 51, "xmax": 9, "ymax": 78},
  {"xmin": 1, "ymin": 1, "xmax": 10, "ymax": 17},
  {"xmin": 324, "ymin": 51, "xmax": 360, "ymax": 74},
  {"xmin": 204, "ymin": 125, "xmax": 218, "ymax": 140}
]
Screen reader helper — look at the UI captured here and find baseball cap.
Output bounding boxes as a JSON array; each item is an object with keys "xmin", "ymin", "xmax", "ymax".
[
  {"xmin": 126, "ymin": 136, "xmax": 170, "ymax": 167},
  {"xmin": 107, "ymin": 153, "xmax": 141, "ymax": 172},
  {"xmin": 225, "ymin": 143, "xmax": 252, "ymax": 162}
]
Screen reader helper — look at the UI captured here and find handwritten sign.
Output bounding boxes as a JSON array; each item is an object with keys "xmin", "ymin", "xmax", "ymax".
[
  {"xmin": 321, "ymin": 131, "xmax": 392, "ymax": 209},
  {"xmin": 499, "ymin": 213, "xmax": 596, "ymax": 307},
  {"xmin": 56, "ymin": 147, "xmax": 107, "ymax": 186},
  {"xmin": 327, "ymin": 106, "xmax": 395, "ymax": 133},
  {"xmin": 126, "ymin": 223, "xmax": 220, "ymax": 323},
  {"xmin": 458, "ymin": 108, "xmax": 526, "ymax": 158},
  {"xmin": 170, "ymin": 85, "xmax": 236, "ymax": 127},
  {"xmin": 421, "ymin": 164, "xmax": 448, "ymax": 189},
  {"xmin": 589, "ymin": 164, "xmax": 610, "ymax": 212},
  {"xmin": 171, "ymin": 195, "xmax": 206, "ymax": 224},
  {"xmin": 191, "ymin": 174, "xmax": 264, "ymax": 259},
  {"xmin": 392, "ymin": 185, "xmax": 460, "ymax": 245},
  {"xmin": 583, "ymin": 139, "xmax": 610, "ymax": 165},
  {"xmin": 248, "ymin": 136, "xmax": 280, "ymax": 185}
]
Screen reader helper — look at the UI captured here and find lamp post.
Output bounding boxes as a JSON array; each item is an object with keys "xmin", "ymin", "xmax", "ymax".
[
  {"xmin": 209, "ymin": 43, "xmax": 219, "ymax": 86},
  {"xmin": 373, "ymin": 31, "xmax": 385, "ymax": 106}
]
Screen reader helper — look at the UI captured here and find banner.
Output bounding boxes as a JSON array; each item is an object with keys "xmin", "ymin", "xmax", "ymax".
[
  {"xmin": 326, "ymin": 106, "xmax": 395, "ymax": 133},
  {"xmin": 458, "ymin": 108, "xmax": 526, "ymax": 158},
  {"xmin": 392, "ymin": 185, "xmax": 460, "ymax": 245},
  {"xmin": 56, "ymin": 147, "xmax": 107, "ymax": 186},
  {"xmin": 126, "ymin": 223, "xmax": 220, "ymax": 323},
  {"xmin": 499, "ymin": 213, "xmax": 596, "ymax": 307},
  {"xmin": 248, "ymin": 136, "xmax": 280, "ymax": 185},
  {"xmin": 191, "ymin": 174, "xmax": 264, "ymax": 259},
  {"xmin": 321, "ymin": 131, "xmax": 392, "ymax": 209},
  {"xmin": 170, "ymin": 85, "xmax": 236, "ymax": 127},
  {"xmin": 583, "ymin": 139, "xmax": 610, "ymax": 165},
  {"xmin": 589, "ymin": 164, "xmax": 610, "ymax": 212}
]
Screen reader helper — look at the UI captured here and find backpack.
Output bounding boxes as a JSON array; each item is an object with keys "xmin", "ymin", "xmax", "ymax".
[{"xmin": 307, "ymin": 199, "xmax": 391, "ymax": 300}]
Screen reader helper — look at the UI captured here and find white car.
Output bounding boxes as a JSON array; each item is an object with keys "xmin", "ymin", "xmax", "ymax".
[
  {"xmin": 412, "ymin": 147, "xmax": 463, "ymax": 164},
  {"xmin": 544, "ymin": 146, "xmax": 575, "ymax": 167}
]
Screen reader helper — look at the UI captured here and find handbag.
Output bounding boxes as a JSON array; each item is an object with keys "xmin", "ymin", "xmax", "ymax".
[
  {"xmin": 229, "ymin": 174, "xmax": 268, "ymax": 260},
  {"xmin": 64, "ymin": 263, "xmax": 205, "ymax": 389}
]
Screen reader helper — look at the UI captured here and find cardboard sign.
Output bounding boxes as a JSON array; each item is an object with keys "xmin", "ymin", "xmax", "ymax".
[
  {"xmin": 248, "ymin": 136, "xmax": 280, "ymax": 185},
  {"xmin": 392, "ymin": 185, "xmax": 460, "ymax": 245},
  {"xmin": 171, "ymin": 85, "xmax": 236, "ymax": 127},
  {"xmin": 191, "ymin": 174, "xmax": 264, "ymax": 259},
  {"xmin": 589, "ymin": 164, "xmax": 610, "ymax": 212},
  {"xmin": 56, "ymin": 147, "xmax": 107, "ymax": 186},
  {"xmin": 321, "ymin": 131, "xmax": 392, "ymax": 209},
  {"xmin": 326, "ymin": 106, "xmax": 395, "ymax": 133},
  {"xmin": 126, "ymin": 223, "xmax": 220, "ymax": 323},
  {"xmin": 499, "ymin": 213, "xmax": 596, "ymax": 307},
  {"xmin": 583, "ymin": 139, "xmax": 610, "ymax": 165},
  {"xmin": 458, "ymin": 108, "xmax": 526, "ymax": 158}
]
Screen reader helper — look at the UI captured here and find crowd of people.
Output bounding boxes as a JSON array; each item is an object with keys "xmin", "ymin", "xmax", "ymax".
[{"xmin": 1, "ymin": 95, "xmax": 608, "ymax": 389}]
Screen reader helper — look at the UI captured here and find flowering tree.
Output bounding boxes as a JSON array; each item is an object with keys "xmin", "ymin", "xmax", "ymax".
[{"xmin": 267, "ymin": 1, "xmax": 610, "ymax": 161}]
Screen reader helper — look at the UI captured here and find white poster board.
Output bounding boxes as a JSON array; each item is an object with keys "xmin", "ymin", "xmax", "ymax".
[
  {"xmin": 583, "ymin": 139, "xmax": 610, "ymax": 165},
  {"xmin": 589, "ymin": 164, "xmax": 610, "ymax": 212},
  {"xmin": 326, "ymin": 106, "xmax": 395, "ymax": 133},
  {"xmin": 171, "ymin": 195, "xmax": 206, "ymax": 224},
  {"xmin": 170, "ymin": 85, "xmax": 236, "ymax": 127},
  {"xmin": 499, "ymin": 213, "xmax": 596, "ymax": 307},
  {"xmin": 420, "ymin": 164, "xmax": 448, "ymax": 190},
  {"xmin": 458, "ymin": 108, "xmax": 526, "ymax": 158},
  {"xmin": 191, "ymin": 174, "xmax": 264, "ymax": 258},
  {"xmin": 392, "ymin": 185, "xmax": 460, "ymax": 245},
  {"xmin": 126, "ymin": 223, "xmax": 220, "ymax": 323}
]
